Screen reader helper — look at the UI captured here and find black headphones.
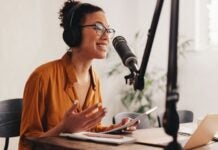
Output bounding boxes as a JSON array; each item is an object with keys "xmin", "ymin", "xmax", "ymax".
[{"xmin": 63, "ymin": 3, "xmax": 82, "ymax": 47}]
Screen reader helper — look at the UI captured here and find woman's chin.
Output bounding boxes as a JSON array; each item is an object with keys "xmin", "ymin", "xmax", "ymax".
[
  {"xmin": 98, "ymin": 50, "xmax": 107, "ymax": 58},
  {"xmin": 95, "ymin": 53, "xmax": 107, "ymax": 59},
  {"xmin": 96, "ymin": 55, "xmax": 107, "ymax": 59}
]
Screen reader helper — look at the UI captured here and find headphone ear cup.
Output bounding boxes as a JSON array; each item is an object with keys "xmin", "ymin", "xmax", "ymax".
[
  {"xmin": 63, "ymin": 30, "xmax": 74, "ymax": 47},
  {"xmin": 63, "ymin": 27, "xmax": 81, "ymax": 47},
  {"xmin": 70, "ymin": 26, "xmax": 81, "ymax": 47}
]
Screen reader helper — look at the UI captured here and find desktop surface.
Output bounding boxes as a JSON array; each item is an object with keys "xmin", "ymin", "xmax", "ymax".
[
  {"xmin": 26, "ymin": 136, "xmax": 161, "ymax": 150},
  {"xmin": 26, "ymin": 123, "xmax": 218, "ymax": 150}
]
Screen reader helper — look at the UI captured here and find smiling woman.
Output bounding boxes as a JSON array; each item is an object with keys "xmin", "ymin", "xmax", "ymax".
[
  {"xmin": 74, "ymin": 11, "xmax": 111, "ymax": 59},
  {"xmin": 18, "ymin": 1, "xmax": 136, "ymax": 150}
]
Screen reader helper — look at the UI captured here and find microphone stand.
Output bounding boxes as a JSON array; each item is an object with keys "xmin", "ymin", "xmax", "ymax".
[
  {"xmin": 163, "ymin": 0, "xmax": 182, "ymax": 149},
  {"xmin": 125, "ymin": 0, "xmax": 182, "ymax": 149}
]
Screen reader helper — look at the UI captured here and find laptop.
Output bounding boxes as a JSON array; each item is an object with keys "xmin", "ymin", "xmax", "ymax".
[
  {"xmin": 179, "ymin": 114, "xmax": 218, "ymax": 149},
  {"xmin": 133, "ymin": 114, "xmax": 218, "ymax": 150}
]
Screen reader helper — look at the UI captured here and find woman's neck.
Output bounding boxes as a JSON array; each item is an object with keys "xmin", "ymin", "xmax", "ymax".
[{"xmin": 71, "ymin": 50, "xmax": 92, "ymax": 84}]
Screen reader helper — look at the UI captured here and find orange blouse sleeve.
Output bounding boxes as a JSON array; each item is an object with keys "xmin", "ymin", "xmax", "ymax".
[{"xmin": 20, "ymin": 71, "xmax": 48, "ymax": 138}]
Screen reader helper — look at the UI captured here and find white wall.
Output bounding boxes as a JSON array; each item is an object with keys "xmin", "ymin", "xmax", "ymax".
[
  {"xmin": 179, "ymin": 50, "xmax": 218, "ymax": 119},
  {"xmin": 0, "ymin": 0, "xmax": 65, "ymax": 100},
  {"xmin": 1, "ymin": 0, "xmax": 218, "ymax": 149}
]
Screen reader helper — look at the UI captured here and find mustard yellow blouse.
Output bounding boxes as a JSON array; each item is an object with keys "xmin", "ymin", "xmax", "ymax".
[{"xmin": 19, "ymin": 52, "xmax": 109, "ymax": 150}]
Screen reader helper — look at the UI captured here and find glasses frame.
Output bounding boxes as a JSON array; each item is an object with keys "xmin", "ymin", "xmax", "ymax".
[{"xmin": 80, "ymin": 22, "xmax": 115, "ymax": 38}]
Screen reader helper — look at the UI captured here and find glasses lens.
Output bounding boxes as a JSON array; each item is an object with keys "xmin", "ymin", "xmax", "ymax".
[
  {"xmin": 94, "ymin": 23, "xmax": 105, "ymax": 35},
  {"xmin": 107, "ymin": 28, "xmax": 115, "ymax": 38},
  {"xmin": 94, "ymin": 23, "xmax": 115, "ymax": 39}
]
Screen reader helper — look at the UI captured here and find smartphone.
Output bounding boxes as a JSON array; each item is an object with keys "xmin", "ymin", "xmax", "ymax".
[{"xmin": 101, "ymin": 106, "xmax": 158, "ymax": 134}]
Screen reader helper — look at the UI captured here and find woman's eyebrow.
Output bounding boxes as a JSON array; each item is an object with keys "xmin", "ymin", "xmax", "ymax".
[{"xmin": 95, "ymin": 21, "xmax": 110, "ymax": 28}]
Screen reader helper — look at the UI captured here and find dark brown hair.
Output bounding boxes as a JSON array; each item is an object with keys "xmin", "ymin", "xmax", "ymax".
[{"xmin": 59, "ymin": 0, "xmax": 104, "ymax": 47}]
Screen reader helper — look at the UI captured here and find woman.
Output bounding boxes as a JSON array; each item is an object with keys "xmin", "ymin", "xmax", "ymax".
[{"xmin": 19, "ymin": 1, "xmax": 136, "ymax": 149}]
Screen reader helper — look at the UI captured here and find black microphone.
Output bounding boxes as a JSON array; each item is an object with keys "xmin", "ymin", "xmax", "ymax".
[{"xmin": 112, "ymin": 36, "xmax": 139, "ymax": 73}]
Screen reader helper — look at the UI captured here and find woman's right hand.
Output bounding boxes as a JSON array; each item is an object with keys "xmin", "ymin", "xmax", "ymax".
[{"xmin": 61, "ymin": 101, "xmax": 106, "ymax": 133}]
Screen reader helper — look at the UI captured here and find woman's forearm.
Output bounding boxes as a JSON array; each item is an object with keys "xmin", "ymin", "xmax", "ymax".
[{"xmin": 39, "ymin": 121, "xmax": 65, "ymax": 137}]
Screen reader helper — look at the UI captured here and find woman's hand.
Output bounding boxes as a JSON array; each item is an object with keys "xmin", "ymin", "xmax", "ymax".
[
  {"xmin": 113, "ymin": 117, "xmax": 140, "ymax": 134},
  {"xmin": 61, "ymin": 101, "xmax": 106, "ymax": 133}
]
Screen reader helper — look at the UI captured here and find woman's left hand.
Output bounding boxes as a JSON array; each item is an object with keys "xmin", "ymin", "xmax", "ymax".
[{"xmin": 113, "ymin": 117, "xmax": 140, "ymax": 134}]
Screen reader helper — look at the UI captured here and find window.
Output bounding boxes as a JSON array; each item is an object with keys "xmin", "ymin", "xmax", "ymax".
[{"xmin": 208, "ymin": 0, "xmax": 218, "ymax": 46}]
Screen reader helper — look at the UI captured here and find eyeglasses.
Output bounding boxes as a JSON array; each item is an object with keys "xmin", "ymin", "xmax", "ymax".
[{"xmin": 80, "ymin": 22, "xmax": 115, "ymax": 39}]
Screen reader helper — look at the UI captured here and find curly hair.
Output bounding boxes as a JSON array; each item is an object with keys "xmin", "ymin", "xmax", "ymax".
[
  {"xmin": 59, "ymin": 0, "xmax": 104, "ymax": 29},
  {"xmin": 58, "ymin": 0, "xmax": 104, "ymax": 47},
  {"xmin": 59, "ymin": 0, "xmax": 79, "ymax": 28}
]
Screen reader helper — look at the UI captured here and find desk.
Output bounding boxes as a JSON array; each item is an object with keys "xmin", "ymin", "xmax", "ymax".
[
  {"xmin": 26, "ymin": 124, "xmax": 218, "ymax": 150},
  {"xmin": 26, "ymin": 136, "xmax": 161, "ymax": 150}
]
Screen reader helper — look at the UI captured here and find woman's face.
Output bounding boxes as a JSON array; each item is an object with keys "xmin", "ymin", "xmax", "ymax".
[{"xmin": 78, "ymin": 11, "xmax": 112, "ymax": 59}]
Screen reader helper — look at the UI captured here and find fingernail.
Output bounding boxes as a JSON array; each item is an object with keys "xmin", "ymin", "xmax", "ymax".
[
  {"xmin": 97, "ymin": 103, "xmax": 102, "ymax": 107},
  {"xmin": 74, "ymin": 100, "xmax": 78, "ymax": 105}
]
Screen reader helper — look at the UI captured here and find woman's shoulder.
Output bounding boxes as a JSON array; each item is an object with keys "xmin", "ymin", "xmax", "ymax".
[
  {"xmin": 30, "ymin": 59, "xmax": 63, "ymax": 79},
  {"xmin": 36, "ymin": 59, "xmax": 62, "ymax": 72}
]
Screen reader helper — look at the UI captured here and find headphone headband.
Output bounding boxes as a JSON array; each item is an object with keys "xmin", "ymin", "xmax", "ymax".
[
  {"xmin": 63, "ymin": 3, "xmax": 83, "ymax": 48},
  {"xmin": 69, "ymin": 3, "xmax": 82, "ymax": 29}
]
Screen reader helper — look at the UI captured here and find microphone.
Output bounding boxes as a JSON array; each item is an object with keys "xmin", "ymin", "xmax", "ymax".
[{"xmin": 112, "ymin": 36, "xmax": 139, "ymax": 73}]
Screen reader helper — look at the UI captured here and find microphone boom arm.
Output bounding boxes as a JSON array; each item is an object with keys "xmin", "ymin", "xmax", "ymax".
[{"xmin": 134, "ymin": 0, "xmax": 164, "ymax": 91}]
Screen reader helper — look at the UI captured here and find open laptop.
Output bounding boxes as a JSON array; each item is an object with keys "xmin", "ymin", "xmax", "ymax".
[
  {"xmin": 133, "ymin": 114, "xmax": 218, "ymax": 150},
  {"xmin": 179, "ymin": 114, "xmax": 218, "ymax": 149}
]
